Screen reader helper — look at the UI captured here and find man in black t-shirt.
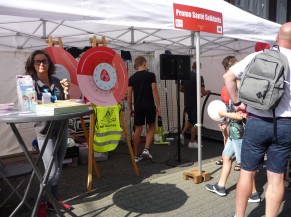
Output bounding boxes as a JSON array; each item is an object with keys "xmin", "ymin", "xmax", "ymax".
[
  {"xmin": 180, "ymin": 62, "xmax": 211, "ymax": 148},
  {"xmin": 128, "ymin": 56, "xmax": 161, "ymax": 162}
]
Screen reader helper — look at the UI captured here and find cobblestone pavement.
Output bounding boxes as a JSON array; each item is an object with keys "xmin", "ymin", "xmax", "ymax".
[{"xmin": 1, "ymin": 136, "xmax": 291, "ymax": 217}]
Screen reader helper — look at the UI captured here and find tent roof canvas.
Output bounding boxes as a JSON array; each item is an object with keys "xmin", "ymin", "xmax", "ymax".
[{"xmin": 0, "ymin": 0, "xmax": 281, "ymax": 56}]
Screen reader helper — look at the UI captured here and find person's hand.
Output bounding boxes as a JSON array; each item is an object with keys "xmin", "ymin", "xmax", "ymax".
[
  {"xmin": 156, "ymin": 106, "xmax": 161, "ymax": 116},
  {"xmin": 236, "ymin": 111, "xmax": 248, "ymax": 119},
  {"xmin": 60, "ymin": 78, "xmax": 70, "ymax": 92},
  {"xmin": 234, "ymin": 102, "xmax": 246, "ymax": 113},
  {"xmin": 218, "ymin": 122, "xmax": 228, "ymax": 131},
  {"xmin": 129, "ymin": 109, "xmax": 134, "ymax": 117}
]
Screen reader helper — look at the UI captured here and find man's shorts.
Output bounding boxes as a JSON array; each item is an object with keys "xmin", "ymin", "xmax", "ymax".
[
  {"xmin": 134, "ymin": 108, "xmax": 156, "ymax": 126},
  {"xmin": 223, "ymin": 138, "xmax": 242, "ymax": 164},
  {"xmin": 241, "ymin": 115, "xmax": 291, "ymax": 173},
  {"xmin": 184, "ymin": 107, "xmax": 197, "ymax": 126}
]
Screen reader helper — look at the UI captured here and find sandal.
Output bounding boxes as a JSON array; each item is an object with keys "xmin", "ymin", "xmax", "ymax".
[
  {"xmin": 215, "ymin": 159, "xmax": 223, "ymax": 165},
  {"xmin": 234, "ymin": 164, "xmax": 241, "ymax": 171}
]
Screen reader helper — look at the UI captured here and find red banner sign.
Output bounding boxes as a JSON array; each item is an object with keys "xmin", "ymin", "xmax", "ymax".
[{"xmin": 173, "ymin": 3, "xmax": 223, "ymax": 35}]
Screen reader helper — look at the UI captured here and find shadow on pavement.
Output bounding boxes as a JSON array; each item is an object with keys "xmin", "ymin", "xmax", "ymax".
[{"xmin": 112, "ymin": 182, "xmax": 188, "ymax": 214}]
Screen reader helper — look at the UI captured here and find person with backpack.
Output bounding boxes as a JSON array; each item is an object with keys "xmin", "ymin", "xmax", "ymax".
[{"xmin": 224, "ymin": 22, "xmax": 291, "ymax": 217}]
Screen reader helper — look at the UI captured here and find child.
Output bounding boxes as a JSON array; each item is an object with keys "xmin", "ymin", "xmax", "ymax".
[
  {"xmin": 206, "ymin": 104, "xmax": 260, "ymax": 202},
  {"xmin": 216, "ymin": 56, "xmax": 239, "ymax": 165}
]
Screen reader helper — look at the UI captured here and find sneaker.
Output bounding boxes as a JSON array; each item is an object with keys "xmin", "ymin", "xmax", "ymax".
[
  {"xmin": 142, "ymin": 148, "xmax": 153, "ymax": 160},
  {"xmin": 205, "ymin": 183, "xmax": 226, "ymax": 196},
  {"xmin": 248, "ymin": 192, "xmax": 261, "ymax": 203},
  {"xmin": 37, "ymin": 201, "xmax": 48, "ymax": 217},
  {"xmin": 180, "ymin": 134, "xmax": 184, "ymax": 145},
  {"xmin": 134, "ymin": 155, "xmax": 143, "ymax": 163},
  {"xmin": 47, "ymin": 198, "xmax": 71, "ymax": 211},
  {"xmin": 188, "ymin": 141, "xmax": 200, "ymax": 149}
]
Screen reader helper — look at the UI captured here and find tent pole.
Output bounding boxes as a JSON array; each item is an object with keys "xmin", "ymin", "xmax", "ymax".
[
  {"xmin": 164, "ymin": 80, "xmax": 170, "ymax": 132},
  {"xmin": 195, "ymin": 31, "xmax": 202, "ymax": 174}
]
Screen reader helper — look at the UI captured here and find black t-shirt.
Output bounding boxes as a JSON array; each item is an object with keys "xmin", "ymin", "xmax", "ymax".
[
  {"xmin": 33, "ymin": 75, "xmax": 67, "ymax": 137},
  {"xmin": 128, "ymin": 70, "xmax": 156, "ymax": 109},
  {"xmin": 181, "ymin": 71, "xmax": 205, "ymax": 108}
]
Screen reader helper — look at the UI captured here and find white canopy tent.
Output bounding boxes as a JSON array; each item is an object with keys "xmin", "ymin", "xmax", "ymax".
[
  {"xmin": 0, "ymin": 0, "xmax": 281, "ymax": 55},
  {"xmin": 0, "ymin": 0, "xmax": 281, "ymax": 157}
]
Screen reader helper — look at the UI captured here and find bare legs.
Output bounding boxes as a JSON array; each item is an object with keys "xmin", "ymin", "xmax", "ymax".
[
  {"xmin": 145, "ymin": 123, "xmax": 155, "ymax": 149},
  {"xmin": 133, "ymin": 123, "xmax": 155, "ymax": 156},
  {"xmin": 181, "ymin": 121, "xmax": 197, "ymax": 143},
  {"xmin": 235, "ymin": 170, "xmax": 271, "ymax": 217},
  {"xmin": 265, "ymin": 171, "xmax": 284, "ymax": 217},
  {"xmin": 217, "ymin": 155, "xmax": 232, "ymax": 187},
  {"xmin": 133, "ymin": 125, "xmax": 143, "ymax": 156}
]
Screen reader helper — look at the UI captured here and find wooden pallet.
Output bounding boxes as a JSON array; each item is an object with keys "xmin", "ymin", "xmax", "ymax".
[{"xmin": 183, "ymin": 167, "xmax": 210, "ymax": 184}]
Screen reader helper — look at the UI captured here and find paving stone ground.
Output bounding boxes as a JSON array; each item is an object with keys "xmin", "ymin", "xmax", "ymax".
[{"xmin": 1, "ymin": 135, "xmax": 291, "ymax": 217}]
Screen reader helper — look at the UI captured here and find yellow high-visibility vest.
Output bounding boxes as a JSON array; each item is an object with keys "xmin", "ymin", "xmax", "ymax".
[{"xmin": 93, "ymin": 104, "xmax": 123, "ymax": 152}]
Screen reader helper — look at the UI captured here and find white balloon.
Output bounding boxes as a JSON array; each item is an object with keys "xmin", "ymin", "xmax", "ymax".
[{"xmin": 207, "ymin": 100, "xmax": 227, "ymax": 122}]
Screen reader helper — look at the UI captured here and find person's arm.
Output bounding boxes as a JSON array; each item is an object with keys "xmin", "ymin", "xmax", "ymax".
[
  {"xmin": 218, "ymin": 110, "xmax": 245, "ymax": 121},
  {"xmin": 180, "ymin": 81, "xmax": 184, "ymax": 93},
  {"xmin": 223, "ymin": 69, "xmax": 246, "ymax": 111},
  {"xmin": 180, "ymin": 85, "xmax": 184, "ymax": 93},
  {"xmin": 60, "ymin": 78, "xmax": 70, "ymax": 100},
  {"xmin": 152, "ymin": 82, "xmax": 161, "ymax": 116},
  {"xmin": 127, "ymin": 86, "xmax": 134, "ymax": 117},
  {"xmin": 200, "ymin": 76, "xmax": 211, "ymax": 96}
]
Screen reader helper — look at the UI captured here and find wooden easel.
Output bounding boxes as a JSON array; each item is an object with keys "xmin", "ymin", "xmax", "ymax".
[
  {"xmin": 85, "ymin": 36, "xmax": 139, "ymax": 193},
  {"xmin": 45, "ymin": 36, "xmax": 101, "ymax": 191},
  {"xmin": 46, "ymin": 36, "xmax": 64, "ymax": 48},
  {"xmin": 89, "ymin": 36, "xmax": 107, "ymax": 47}
]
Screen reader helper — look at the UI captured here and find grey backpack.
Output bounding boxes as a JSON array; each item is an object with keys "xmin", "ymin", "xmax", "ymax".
[{"xmin": 238, "ymin": 46, "xmax": 289, "ymax": 111}]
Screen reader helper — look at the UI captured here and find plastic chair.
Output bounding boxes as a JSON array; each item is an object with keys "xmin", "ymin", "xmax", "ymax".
[{"xmin": 0, "ymin": 159, "xmax": 32, "ymax": 210}]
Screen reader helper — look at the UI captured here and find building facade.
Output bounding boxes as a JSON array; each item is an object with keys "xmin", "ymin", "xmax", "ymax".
[{"xmin": 225, "ymin": 0, "xmax": 290, "ymax": 24}]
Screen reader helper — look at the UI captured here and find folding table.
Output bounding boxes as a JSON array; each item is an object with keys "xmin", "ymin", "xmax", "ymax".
[{"xmin": 0, "ymin": 109, "xmax": 93, "ymax": 217}]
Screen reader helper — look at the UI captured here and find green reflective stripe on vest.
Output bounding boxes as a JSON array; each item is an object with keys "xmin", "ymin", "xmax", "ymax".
[
  {"xmin": 95, "ymin": 130, "xmax": 122, "ymax": 137},
  {"xmin": 93, "ymin": 104, "xmax": 122, "ymax": 152},
  {"xmin": 94, "ymin": 143, "xmax": 118, "ymax": 153},
  {"xmin": 94, "ymin": 139, "xmax": 120, "ymax": 147},
  {"xmin": 94, "ymin": 133, "xmax": 122, "ymax": 143}
]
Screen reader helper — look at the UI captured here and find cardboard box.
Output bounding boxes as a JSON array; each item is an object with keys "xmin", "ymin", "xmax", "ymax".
[{"xmin": 78, "ymin": 144, "xmax": 108, "ymax": 164}]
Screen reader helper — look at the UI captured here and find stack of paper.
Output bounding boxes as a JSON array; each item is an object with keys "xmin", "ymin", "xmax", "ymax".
[
  {"xmin": 0, "ymin": 103, "xmax": 15, "ymax": 111},
  {"xmin": 36, "ymin": 100, "xmax": 89, "ymax": 115}
]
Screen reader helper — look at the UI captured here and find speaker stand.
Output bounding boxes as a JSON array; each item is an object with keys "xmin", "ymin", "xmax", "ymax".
[{"xmin": 165, "ymin": 78, "xmax": 195, "ymax": 167}]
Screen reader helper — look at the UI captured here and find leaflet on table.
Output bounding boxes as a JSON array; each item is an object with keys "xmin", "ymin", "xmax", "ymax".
[
  {"xmin": 0, "ymin": 103, "xmax": 15, "ymax": 111},
  {"xmin": 0, "ymin": 109, "xmax": 35, "ymax": 116},
  {"xmin": 36, "ymin": 100, "xmax": 89, "ymax": 115},
  {"xmin": 16, "ymin": 75, "xmax": 38, "ymax": 111}
]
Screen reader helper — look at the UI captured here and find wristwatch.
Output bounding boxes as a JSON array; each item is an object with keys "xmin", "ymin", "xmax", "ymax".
[{"xmin": 233, "ymin": 101, "xmax": 242, "ymax": 106}]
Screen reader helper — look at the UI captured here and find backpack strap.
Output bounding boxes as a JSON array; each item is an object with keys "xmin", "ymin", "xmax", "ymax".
[{"xmin": 273, "ymin": 45, "xmax": 289, "ymax": 81}]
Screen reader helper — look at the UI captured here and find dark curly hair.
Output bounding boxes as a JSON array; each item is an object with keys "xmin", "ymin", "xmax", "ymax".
[{"xmin": 25, "ymin": 50, "xmax": 55, "ymax": 77}]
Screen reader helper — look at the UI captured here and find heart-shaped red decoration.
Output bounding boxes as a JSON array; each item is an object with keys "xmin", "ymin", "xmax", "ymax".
[{"xmin": 100, "ymin": 69, "xmax": 110, "ymax": 82}]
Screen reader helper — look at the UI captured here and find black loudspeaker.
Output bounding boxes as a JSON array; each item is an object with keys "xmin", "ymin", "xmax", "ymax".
[
  {"xmin": 121, "ymin": 50, "xmax": 132, "ymax": 62},
  {"xmin": 160, "ymin": 54, "xmax": 191, "ymax": 80}
]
